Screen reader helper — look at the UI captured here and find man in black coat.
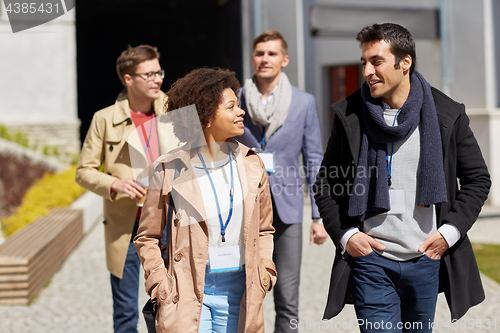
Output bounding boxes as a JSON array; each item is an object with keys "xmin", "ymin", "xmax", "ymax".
[{"xmin": 314, "ymin": 23, "xmax": 490, "ymax": 332}]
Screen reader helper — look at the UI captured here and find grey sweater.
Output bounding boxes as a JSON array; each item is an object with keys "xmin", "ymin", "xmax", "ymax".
[{"xmin": 364, "ymin": 109, "xmax": 436, "ymax": 261}]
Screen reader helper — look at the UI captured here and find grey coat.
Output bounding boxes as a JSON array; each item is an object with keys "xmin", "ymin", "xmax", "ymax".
[{"xmin": 235, "ymin": 86, "xmax": 323, "ymax": 223}]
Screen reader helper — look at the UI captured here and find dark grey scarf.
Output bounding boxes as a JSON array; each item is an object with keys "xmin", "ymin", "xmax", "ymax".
[{"xmin": 348, "ymin": 71, "xmax": 447, "ymax": 220}]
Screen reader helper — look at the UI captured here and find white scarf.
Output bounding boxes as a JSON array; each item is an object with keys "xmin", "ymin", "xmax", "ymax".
[{"xmin": 243, "ymin": 72, "xmax": 292, "ymax": 142}]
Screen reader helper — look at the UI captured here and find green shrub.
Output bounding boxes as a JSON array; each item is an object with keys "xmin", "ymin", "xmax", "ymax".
[
  {"xmin": 1, "ymin": 165, "xmax": 86, "ymax": 237},
  {"xmin": 0, "ymin": 124, "xmax": 29, "ymax": 148},
  {"xmin": 0, "ymin": 124, "xmax": 69, "ymax": 161}
]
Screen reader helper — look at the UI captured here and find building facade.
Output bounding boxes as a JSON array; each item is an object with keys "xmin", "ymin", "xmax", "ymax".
[
  {"xmin": 1, "ymin": 0, "xmax": 499, "ymax": 204},
  {"xmin": 0, "ymin": 5, "xmax": 79, "ymax": 160},
  {"xmin": 241, "ymin": 0, "xmax": 500, "ymax": 205}
]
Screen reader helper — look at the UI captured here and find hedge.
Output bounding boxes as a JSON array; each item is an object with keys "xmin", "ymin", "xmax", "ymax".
[{"xmin": 1, "ymin": 165, "xmax": 85, "ymax": 237}]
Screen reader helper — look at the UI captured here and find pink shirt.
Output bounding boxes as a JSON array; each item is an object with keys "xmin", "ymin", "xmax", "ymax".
[
  {"xmin": 130, "ymin": 109, "xmax": 160, "ymax": 165},
  {"xmin": 130, "ymin": 109, "xmax": 160, "ymax": 221}
]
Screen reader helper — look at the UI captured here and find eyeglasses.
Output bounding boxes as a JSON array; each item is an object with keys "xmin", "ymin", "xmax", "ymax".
[{"xmin": 129, "ymin": 69, "xmax": 165, "ymax": 82}]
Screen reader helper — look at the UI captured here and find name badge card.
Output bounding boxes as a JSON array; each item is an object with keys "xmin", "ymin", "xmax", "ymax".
[
  {"xmin": 259, "ymin": 151, "xmax": 275, "ymax": 173},
  {"xmin": 208, "ymin": 245, "xmax": 242, "ymax": 273},
  {"xmin": 387, "ymin": 189, "xmax": 406, "ymax": 215}
]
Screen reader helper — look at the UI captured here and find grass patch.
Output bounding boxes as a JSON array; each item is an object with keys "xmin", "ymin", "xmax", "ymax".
[{"xmin": 472, "ymin": 243, "xmax": 500, "ymax": 284}]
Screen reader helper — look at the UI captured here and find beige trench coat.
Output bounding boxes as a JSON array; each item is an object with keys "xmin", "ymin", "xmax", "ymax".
[
  {"xmin": 76, "ymin": 90, "xmax": 180, "ymax": 278},
  {"xmin": 134, "ymin": 140, "xmax": 277, "ymax": 332}
]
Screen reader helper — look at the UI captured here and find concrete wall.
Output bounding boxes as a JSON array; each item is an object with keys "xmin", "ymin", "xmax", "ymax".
[
  {"xmin": 0, "ymin": 7, "xmax": 79, "ymax": 157},
  {"xmin": 303, "ymin": 0, "xmax": 442, "ymax": 148},
  {"xmin": 241, "ymin": 0, "xmax": 303, "ymax": 88},
  {"xmin": 495, "ymin": 0, "xmax": 500, "ymax": 107},
  {"xmin": 468, "ymin": 109, "xmax": 500, "ymax": 206},
  {"xmin": 447, "ymin": 0, "xmax": 486, "ymax": 108}
]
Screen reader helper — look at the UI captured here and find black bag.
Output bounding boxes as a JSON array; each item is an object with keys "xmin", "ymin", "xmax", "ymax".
[
  {"xmin": 142, "ymin": 164, "xmax": 179, "ymax": 333},
  {"xmin": 142, "ymin": 298, "xmax": 157, "ymax": 333}
]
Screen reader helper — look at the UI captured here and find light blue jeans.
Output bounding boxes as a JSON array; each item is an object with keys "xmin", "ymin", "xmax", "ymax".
[{"xmin": 199, "ymin": 266, "xmax": 246, "ymax": 333}]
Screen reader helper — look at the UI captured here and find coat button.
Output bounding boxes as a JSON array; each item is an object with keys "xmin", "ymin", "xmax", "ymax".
[
  {"xmin": 172, "ymin": 294, "xmax": 179, "ymax": 304},
  {"xmin": 160, "ymin": 292, "xmax": 166, "ymax": 300},
  {"xmin": 263, "ymin": 279, "xmax": 269, "ymax": 287},
  {"xmin": 255, "ymin": 195, "xmax": 258, "ymax": 201},
  {"xmin": 175, "ymin": 212, "xmax": 182, "ymax": 220},
  {"xmin": 174, "ymin": 252, "xmax": 183, "ymax": 262}
]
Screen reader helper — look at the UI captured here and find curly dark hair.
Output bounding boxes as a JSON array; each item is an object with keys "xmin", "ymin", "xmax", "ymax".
[
  {"xmin": 165, "ymin": 68, "xmax": 240, "ymax": 142},
  {"xmin": 356, "ymin": 23, "xmax": 416, "ymax": 76}
]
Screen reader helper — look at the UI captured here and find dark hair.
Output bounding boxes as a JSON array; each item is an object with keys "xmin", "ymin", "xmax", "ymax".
[
  {"xmin": 356, "ymin": 23, "xmax": 416, "ymax": 75},
  {"xmin": 116, "ymin": 45, "xmax": 160, "ymax": 86},
  {"xmin": 166, "ymin": 68, "xmax": 240, "ymax": 142},
  {"xmin": 252, "ymin": 30, "xmax": 288, "ymax": 55}
]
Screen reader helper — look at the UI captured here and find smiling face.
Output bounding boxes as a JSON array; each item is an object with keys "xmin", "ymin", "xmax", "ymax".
[
  {"xmin": 251, "ymin": 40, "xmax": 289, "ymax": 83},
  {"xmin": 124, "ymin": 58, "xmax": 163, "ymax": 104},
  {"xmin": 361, "ymin": 40, "xmax": 412, "ymax": 109},
  {"xmin": 203, "ymin": 88, "xmax": 245, "ymax": 142}
]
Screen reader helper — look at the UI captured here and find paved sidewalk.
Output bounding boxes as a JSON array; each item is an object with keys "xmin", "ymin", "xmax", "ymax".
[
  {"xmin": 0, "ymin": 220, "xmax": 149, "ymax": 333},
  {"xmin": 1, "ymin": 204, "xmax": 499, "ymax": 332},
  {"xmin": 262, "ymin": 204, "xmax": 500, "ymax": 332}
]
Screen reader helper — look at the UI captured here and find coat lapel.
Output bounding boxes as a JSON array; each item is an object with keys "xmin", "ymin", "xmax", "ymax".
[
  {"xmin": 127, "ymin": 127, "xmax": 147, "ymax": 160},
  {"xmin": 152, "ymin": 93, "xmax": 182, "ymax": 155},
  {"xmin": 112, "ymin": 90, "xmax": 132, "ymax": 128},
  {"xmin": 333, "ymin": 90, "xmax": 365, "ymax": 167},
  {"xmin": 113, "ymin": 91, "xmax": 147, "ymax": 162},
  {"xmin": 433, "ymin": 88, "xmax": 460, "ymax": 156},
  {"xmin": 120, "ymin": 98, "xmax": 148, "ymax": 182},
  {"xmin": 170, "ymin": 150, "xmax": 207, "ymax": 224},
  {"xmin": 157, "ymin": 120, "xmax": 182, "ymax": 155},
  {"xmin": 234, "ymin": 142, "xmax": 262, "ymax": 245},
  {"xmin": 117, "ymin": 91, "xmax": 176, "ymax": 182}
]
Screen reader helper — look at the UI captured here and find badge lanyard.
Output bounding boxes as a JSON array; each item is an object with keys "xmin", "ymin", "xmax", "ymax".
[
  {"xmin": 197, "ymin": 145, "xmax": 234, "ymax": 242},
  {"xmin": 261, "ymin": 127, "xmax": 266, "ymax": 151},
  {"xmin": 385, "ymin": 109, "xmax": 401, "ymax": 187},
  {"xmin": 144, "ymin": 112, "xmax": 154, "ymax": 154}
]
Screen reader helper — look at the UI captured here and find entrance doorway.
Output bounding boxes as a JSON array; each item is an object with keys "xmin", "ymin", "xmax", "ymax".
[
  {"xmin": 330, "ymin": 64, "xmax": 360, "ymax": 128},
  {"xmin": 76, "ymin": 0, "xmax": 242, "ymax": 141}
]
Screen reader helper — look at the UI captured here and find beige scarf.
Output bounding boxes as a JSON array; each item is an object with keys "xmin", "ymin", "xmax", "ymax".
[{"xmin": 243, "ymin": 72, "xmax": 292, "ymax": 142}]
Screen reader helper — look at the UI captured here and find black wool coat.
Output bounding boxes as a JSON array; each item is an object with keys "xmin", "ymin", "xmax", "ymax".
[{"xmin": 314, "ymin": 87, "xmax": 491, "ymax": 321}]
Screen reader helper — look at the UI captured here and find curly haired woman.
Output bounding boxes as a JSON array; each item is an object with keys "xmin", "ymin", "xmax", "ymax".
[{"xmin": 134, "ymin": 68, "xmax": 276, "ymax": 333}]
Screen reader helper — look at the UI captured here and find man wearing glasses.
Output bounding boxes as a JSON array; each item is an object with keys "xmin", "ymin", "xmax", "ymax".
[{"xmin": 76, "ymin": 45, "xmax": 179, "ymax": 333}]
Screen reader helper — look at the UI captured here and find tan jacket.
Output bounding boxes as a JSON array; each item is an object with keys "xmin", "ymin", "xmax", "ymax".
[
  {"xmin": 134, "ymin": 140, "xmax": 277, "ymax": 333},
  {"xmin": 76, "ymin": 90, "xmax": 181, "ymax": 278}
]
